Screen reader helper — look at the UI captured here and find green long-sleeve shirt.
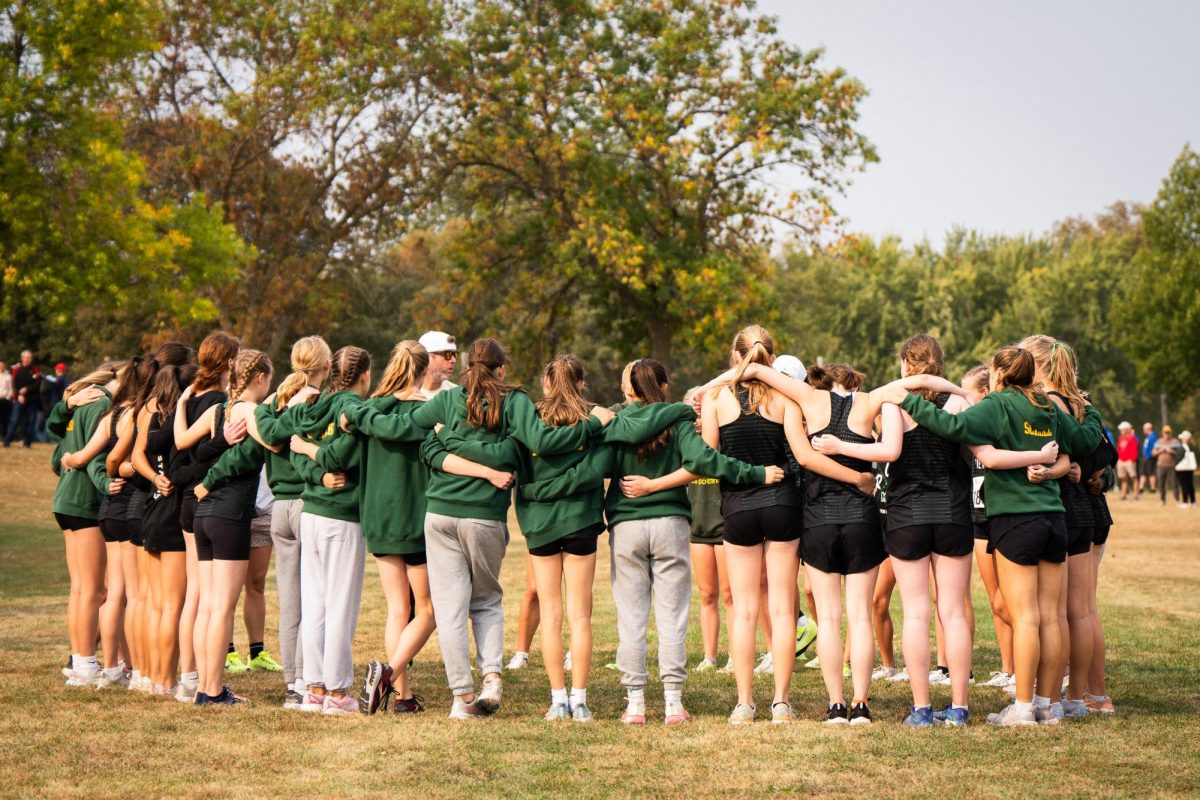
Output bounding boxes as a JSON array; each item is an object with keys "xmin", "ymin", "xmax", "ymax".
[
  {"xmin": 356, "ymin": 397, "xmax": 437, "ymax": 555},
  {"xmin": 520, "ymin": 402, "xmax": 767, "ymax": 528},
  {"xmin": 900, "ymin": 388, "xmax": 1103, "ymax": 517},
  {"xmin": 48, "ymin": 389, "xmax": 113, "ymax": 518},
  {"xmin": 291, "ymin": 390, "xmax": 365, "ymax": 522},
  {"xmin": 201, "ymin": 431, "xmax": 267, "ymax": 493},
  {"xmin": 254, "ymin": 400, "xmax": 305, "ymax": 500}
]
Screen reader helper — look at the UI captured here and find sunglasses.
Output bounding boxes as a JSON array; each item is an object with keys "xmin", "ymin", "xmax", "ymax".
[{"xmin": 435, "ymin": 351, "xmax": 458, "ymax": 359}]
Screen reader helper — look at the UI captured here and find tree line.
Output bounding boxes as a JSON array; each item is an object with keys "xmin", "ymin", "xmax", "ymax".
[{"xmin": 2, "ymin": 0, "xmax": 1196, "ymax": 428}]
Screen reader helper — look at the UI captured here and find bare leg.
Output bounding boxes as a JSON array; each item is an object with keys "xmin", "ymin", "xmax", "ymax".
[
  {"xmin": 805, "ymin": 565, "xmax": 846, "ymax": 706},
  {"xmin": 995, "ymin": 554, "xmax": 1040, "ymax": 703},
  {"xmin": 389, "ymin": 563, "xmax": 436, "ymax": 700},
  {"xmin": 563, "ymin": 552, "xmax": 597, "ymax": 690},
  {"xmin": 872, "ymin": 559, "xmax": 896, "ymax": 669},
  {"xmin": 726, "ymin": 542, "xmax": 764, "ymax": 706},
  {"xmin": 205, "ymin": 559, "xmax": 250, "ymax": 696},
  {"xmin": 892, "ymin": 556, "xmax": 933, "ymax": 706},
  {"xmin": 99, "ymin": 541, "xmax": 127, "ymax": 669},
  {"xmin": 244, "ymin": 545, "xmax": 271, "ymax": 648},
  {"xmin": 931, "ymin": 553, "xmax": 973, "ymax": 707},
  {"xmin": 691, "ymin": 543, "xmax": 721, "ymax": 661},
  {"xmin": 975, "ymin": 540, "xmax": 1014, "ymax": 674},
  {"xmin": 845, "ymin": 569, "xmax": 879, "ymax": 703},
  {"xmin": 764, "ymin": 540, "xmax": 800, "ymax": 703},
  {"xmin": 177, "ymin": 532, "xmax": 199, "ymax": 675},
  {"xmin": 376, "ymin": 555, "xmax": 412, "ymax": 661},
  {"xmin": 531, "ymin": 553, "xmax": 566, "ymax": 692},
  {"xmin": 515, "ymin": 554, "xmax": 540, "ymax": 654}
]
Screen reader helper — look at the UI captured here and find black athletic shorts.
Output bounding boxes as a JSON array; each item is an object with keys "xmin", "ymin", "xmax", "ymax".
[
  {"xmin": 372, "ymin": 551, "xmax": 429, "ymax": 567},
  {"xmin": 194, "ymin": 515, "xmax": 251, "ymax": 562},
  {"xmin": 886, "ymin": 523, "xmax": 974, "ymax": 560},
  {"xmin": 179, "ymin": 493, "xmax": 198, "ymax": 533},
  {"xmin": 1066, "ymin": 526, "xmax": 1094, "ymax": 557},
  {"xmin": 988, "ymin": 512, "xmax": 1067, "ymax": 566},
  {"xmin": 529, "ymin": 524, "xmax": 603, "ymax": 558},
  {"xmin": 99, "ymin": 517, "xmax": 131, "ymax": 544},
  {"xmin": 800, "ymin": 523, "xmax": 886, "ymax": 576},
  {"xmin": 127, "ymin": 518, "xmax": 144, "ymax": 548},
  {"xmin": 1092, "ymin": 525, "xmax": 1111, "ymax": 547},
  {"xmin": 54, "ymin": 513, "xmax": 98, "ymax": 532},
  {"xmin": 973, "ymin": 521, "xmax": 990, "ymax": 541},
  {"xmin": 722, "ymin": 505, "xmax": 803, "ymax": 547}
]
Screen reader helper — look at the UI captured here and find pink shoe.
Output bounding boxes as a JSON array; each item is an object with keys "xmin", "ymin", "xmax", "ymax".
[
  {"xmin": 323, "ymin": 692, "xmax": 359, "ymax": 715},
  {"xmin": 620, "ymin": 709, "xmax": 646, "ymax": 726},
  {"xmin": 664, "ymin": 707, "xmax": 692, "ymax": 726},
  {"xmin": 298, "ymin": 692, "xmax": 326, "ymax": 713}
]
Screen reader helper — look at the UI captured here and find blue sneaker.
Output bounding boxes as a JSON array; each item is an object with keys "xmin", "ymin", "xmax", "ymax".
[
  {"xmin": 932, "ymin": 705, "xmax": 969, "ymax": 726},
  {"xmin": 903, "ymin": 706, "xmax": 934, "ymax": 727}
]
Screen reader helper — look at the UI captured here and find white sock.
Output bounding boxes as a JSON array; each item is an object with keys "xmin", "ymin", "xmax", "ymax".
[
  {"xmin": 1014, "ymin": 700, "xmax": 1034, "ymax": 712},
  {"xmin": 551, "ymin": 688, "xmax": 568, "ymax": 707},
  {"xmin": 103, "ymin": 666, "xmax": 123, "ymax": 679},
  {"xmin": 664, "ymin": 688, "xmax": 682, "ymax": 709},
  {"xmin": 626, "ymin": 688, "xmax": 645, "ymax": 711},
  {"xmin": 952, "ymin": 704, "xmax": 968, "ymax": 711},
  {"xmin": 79, "ymin": 655, "xmax": 98, "ymax": 673},
  {"xmin": 570, "ymin": 687, "xmax": 587, "ymax": 706},
  {"xmin": 131, "ymin": 670, "xmax": 142, "ymax": 681},
  {"xmin": 1033, "ymin": 694, "xmax": 1050, "ymax": 709},
  {"xmin": 798, "ymin": 614, "xmax": 810, "ymax": 627},
  {"xmin": 516, "ymin": 651, "xmax": 528, "ymax": 659},
  {"xmin": 914, "ymin": 704, "xmax": 931, "ymax": 711},
  {"xmin": 181, "ymin": 671, "xmax": 198, "ymax": 684}
]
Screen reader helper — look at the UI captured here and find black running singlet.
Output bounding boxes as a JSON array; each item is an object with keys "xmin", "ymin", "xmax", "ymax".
[
  {"xmin": 886, "ymin": 393, "xmax": 972, "ymax": 530},
  {"xmin": 718, "ymin": 386, "xmax": 803, "ymax": 516},
  {"xmin": 195, "ymin": 403, "xmax": 258, "ymax": 523},
  {"xmin": 1048, "ymin": 392, "xmax": 1095, "ymax": 529},
  {"xmin": 98, "ymin": 406, "xmax": 133, "ymax": 522},
  {"xmin": 803, "ymin": 392, "xmax": 880, "ymax": 527}
]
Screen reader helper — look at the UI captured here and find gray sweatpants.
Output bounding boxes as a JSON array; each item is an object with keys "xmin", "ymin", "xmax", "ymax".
[
  {"xmin": 425, "ymin": 513, "xmax": 508, "ymax": 696},
  {"xmin": 299, "ymin": 512, "xmax": 366, "ymax": 692},
  {"xmin": 270, "ymin": 498, "xmax": 304, "ymax": 686},
  {"xmin": 610, "ymin": 516, "xmax": 691, "ymax": 693}
]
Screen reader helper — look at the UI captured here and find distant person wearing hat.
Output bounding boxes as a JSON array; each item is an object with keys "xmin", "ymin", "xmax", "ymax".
[
  {"xmin": 1139, "ymin": 422, "xmax": 1159, "ymax": 496},
  {"xmin": 417, "ymin": 331, "xmax": 459, "ymax": 398},
  {"xmin": 1152, "ymin": 425, "xmax": 1182, "ymax": 506},
  {"xmin": 1115, "ymin": 422, "xmax": 1139, "ymax": 501},
  {"xmin": 40, "ymin": 362, "xmax": 70, "ymax": 440}
]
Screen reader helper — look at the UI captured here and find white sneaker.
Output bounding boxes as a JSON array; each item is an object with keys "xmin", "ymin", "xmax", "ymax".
[
  {"xmin": 475, "ymin": 675, "xmax": 502, "ymax": 714},
  {"xmin": 175, "ymin": 679, "xmax": 198, "ymax": 703},
  {"xmin": 981, "ymin": 670, "xmax": 1013, "ymax": 688},
  {"xmin": 505, "ymin": 652, "xmax": 529, "ymax": 670},
  {"xmin": 449, "ymin": 696, "xmax": 489, "ymax": 720},
  {"xmin": 1034, "ymin": 704, "xmax": 1060, "ymax": 726},
  {"xmin": 886, "ymin": 667, "xmax": 910, "ymax": 683},
  {"xmin": 64, "ymin": 668, "xmax": 100, "ymax": 688},
  {"xmin": 96, "ymin": 668, "xmax": 129, "ymax": 690},
  {"xmin": 693, "ymin": 658, "xmax": 718, "ymax": 673},
  {"xmin": 563, "ymin": 651, "xmax": 573, "ymax": 671},
  {"xmin": 753, "ymin": 652, "xmax": 774, "ymax": 675},
  {"xmin": 719, "ymin": 657, "xmax": 735, "ymax": 674},
  {"xmin": 928, "ymin": 669, "xmax": 951, "ymax": 687},
  {"xmin": 987, "ymin": 703, "xmax": 1038, "ymax": 727},
  {"xmin": 804, "ymin": 656, "xmax": 821, "ymax": 670},
  {"xmin": 872, "ymin": 666, "xmax": 897, "ymax": 681}
]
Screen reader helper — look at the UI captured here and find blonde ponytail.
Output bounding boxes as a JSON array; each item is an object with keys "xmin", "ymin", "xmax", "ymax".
[
  {"xmin": 276, "ymin": 335, "xmax": 332, "ymax": 410},
  {"xmin": 373, "ymin": 341, "xmax": 429, "ymax": 399}
]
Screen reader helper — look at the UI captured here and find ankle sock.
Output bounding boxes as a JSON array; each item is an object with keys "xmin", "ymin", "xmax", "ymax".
[
  {"xmin": 181, "ymin": 671, "xmax": 198, "ymax": 685},
  {"xmin": 1014, "ymin": 700, "xmax": 1033, "ymax": 713},
  {"xmin": 1033, "ymin": 694, "xmax": 1050, "ymax": 709},
  {"xmin": 798, "ymin": 614, "xmax": 810, "ymax": 627},
  {"xmin": 250, "ymin": 641, "xmax": 264, "ymax": 660},
  {"xmin": 914, "ymin": 704, "xmax": 931, "ymax": 711},
  {"xmin": 952, "ymin": 704, "xmax": 968, "ymax": 711},
  {"xmin": 937, "ymin": 665, "xmax": 949, "ymax": 675},
  {"xmin": 664, "ymin": 688, "xmax": 682, "ymax": 707},
  {"xmin": 78, "ymin": 655, "xmax": 98, "ymax": 674},
  {"xmin": 570, "ymin": 687, "xmax": 587, "ymax": 707},
  {"xmin": 227, "ymin": 642, "xmax": 237, "ymax": 655},
  {"xmin": 626, "ymin": 688, "xmax": 645, "ymax": 713},
  {"xmin": 551, "ymin": 688, "xmax": 568, "ymax": 707}
]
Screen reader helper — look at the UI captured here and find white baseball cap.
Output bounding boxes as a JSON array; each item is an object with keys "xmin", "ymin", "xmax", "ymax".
[
  {"xmin": 418, "ymin": 331, "xmax": 457, "ymax": 354},
  {"xmin": 774, "ymin": 354, "xmax": 806, "ymax": 381},
  {"xmin": 1118, "ymin": 421, "xmax": 1132, "ymax": 430}
]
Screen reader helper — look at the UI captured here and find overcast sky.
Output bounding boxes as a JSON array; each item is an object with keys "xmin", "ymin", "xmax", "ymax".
[{"xmin": 758, "ymin": 0, "xmax": 1200, "ymax": 246}]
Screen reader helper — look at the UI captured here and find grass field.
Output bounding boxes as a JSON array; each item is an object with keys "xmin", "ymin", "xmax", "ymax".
[{"xmin": 2, "ymin": 444, "xmax": 1198, "ymax": 799}]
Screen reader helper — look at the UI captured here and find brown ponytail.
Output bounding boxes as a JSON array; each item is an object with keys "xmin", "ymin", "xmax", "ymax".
[
  {"xmin": 134, "ymin": 342, "xmax": 192, "ymax": 414},
  {"xmin": 329, "ymin": 346, "xmax": 372, "ymax": 393},
  {"xmin": 899, "ymin": 333, "xmax": 945, "ymax": 402},
  {"xmin": 990, "ymin": 346, "xmax": 1051, "ymax": 410},
  {"xmin": 373, "ymin": 341, "xmax": 428, "ymax": 399},
  {"xmin": 191, "ymin": 331, "xmax": 240, "ymax": 392},
  {"xmin": 228, "ymin": 350, "xmax": 273, "ymax": 404},
  {"xmin": 463, "ymin": 338, "xmax": 520, "ymax": 431},
  {"xmin": 536, "ymin": 355, "xmax": 590, "ymax": 427},
  {"xmin": 630, "ymin": 359, "xmax": 672, "ymax": 461},
  {"xmin": 275, "ymin": 335, "xmax": 332, "ymax": 410}
]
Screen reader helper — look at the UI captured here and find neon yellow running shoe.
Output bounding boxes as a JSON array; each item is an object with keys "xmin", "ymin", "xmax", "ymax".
[
  {"xmin": 249, "ymin": 650, "xmax": 283, "ymax": 672},
  {"xmin": 225, "ymin": 651, "xmax": 250, "ymax": 674},
  {"xmin": 842, "ymin": 663, "xmax": 852, "ymax": 679}
]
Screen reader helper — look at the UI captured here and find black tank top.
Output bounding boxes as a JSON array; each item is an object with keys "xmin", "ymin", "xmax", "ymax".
[
  {"xmin": 970, "ymin": 455, "xmax": 987, "ymax": 525},
  {"xmin": 1048, "ymin": 392, "xmax": 1095, "ymax": 529},
  {"xmin": 803, "ymin": 392, "xmax": 881, "ymax": 527},
  {"xmin": 886, "ymin": 393, "xmax": 972, "ymax": 530},
  {"xmin": 195, "ymin": 403, "xmax": 258, "ymax": 523},
  {"xmin": 98, "ymin": 407, "xmax": 133, "ymax": 521},
  {"xmin": 717, "ymin": 386, "xmax": 803, "ymax": 516}
]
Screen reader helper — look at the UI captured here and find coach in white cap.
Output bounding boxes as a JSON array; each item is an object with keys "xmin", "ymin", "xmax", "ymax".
[
  {"xmin": 418, "ymin": 331, "xmax": 459, "ymax": 398},
  {"xmin": 774, "ymin": 354, "xmax": 807, "ymax": 381}
]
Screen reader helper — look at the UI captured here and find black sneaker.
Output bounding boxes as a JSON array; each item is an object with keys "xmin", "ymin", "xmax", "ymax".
[
  {"xmin": 823, "ymin": 702, "xmax": 849, "ymax": 725},
  {"xmin": 359, "ymin": 660, "xmax": 394, "ymax": 715},
  {"xmin": 849, "ymin": 702, "xmax": 873, "ymax": 726},
  {"xmin": 393, "ymin": 694, "xmax": 425, "ymax": 714}
]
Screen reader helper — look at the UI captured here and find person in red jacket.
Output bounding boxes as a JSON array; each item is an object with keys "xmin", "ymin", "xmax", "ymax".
[{"xmin": 1115, "ymin": 421, "xmax": 1139, "ymax": 501}]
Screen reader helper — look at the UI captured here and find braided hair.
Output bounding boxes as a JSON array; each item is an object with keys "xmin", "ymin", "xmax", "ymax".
[
  {"xmin": 329, "ymin": 346, "xmax": 372, "ymax": 394},
  {"xmin": 228, "ymin": 350, "xmax": 273, "ymax": 404}
]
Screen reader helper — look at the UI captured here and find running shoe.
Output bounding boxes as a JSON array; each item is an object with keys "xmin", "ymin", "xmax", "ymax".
[
  {"xmin": 771, "ymin": 702, "xmax": 795, "ymax": 724},
  {"xmin": 174, "ymin": 679, "xmax": 198, "ymax": 703},
  {"xmin": 505, "ymin": 652, "xmax": 529, "ymax": 670},
  {"xmin": 211, "ymin": 687, "xmax": 247, "ymax": 706},
  {"xmin": 981, "ymin": 670, "xmax": 1013, "ymax": 688},
  {"xmin": 323, "ymin": 693, "xmax": 359, "ymax": 715},
  {"xmin": 849, "ymin": 702, "xmax": 873, "ymax": 726},
  {"xmin": 886, "ymin": 667, "xmax": 911, "ymax": 683},
  {"xmin": 872, "ymin": 666, "xmax": 897, "ymax": 681},
  {"xmin": 729, "ymin": 703, "xmax": 756, "ymax": 725},
  {"xmin": 932, "ymin": 706, "xmax": 969, "ymax": 727},
  {"xmin": 664, "ymin": 705, "xmax": 692, "ymax": 725},
  {"xmin": 225, "ymin": 652, "xmax": 250, "ymax": 675},
  {"xmin": 986, "ymin": 703, "xmax": 1037, "ymax": 727},
  {"xmin": 249, "ymin": 651, "xmax": 283, "ymax": 672},
  {"xmin": 96, "ymin": 669, "xmax": 129, "ymax": 690},
  {"xmin": 1051, "ymin": 702, "xmax": 1065, "ymax": 721},
  {"xmin": 1084, "ymin": 693, "xmax": 1115, "ymax": 714},
  {"xmin": 719, "ymin": 658, "xmax": 735, "ymax": 674},
  {"xmin": 64, "ymin": 668, "xmax": 100, "ymax": 688},
  {"xmin": 753, "ymin": 652, "xmax": 774, "ymax": 675},
  {"xmin": 359, "ymin": 660, "xmax": 394, "ymax": 715},
  {"xmin": 475, "ymin": 675, "xmax": 502, "ymax": 714},
  {"xmin": 620, "ymin": 706, "xmax": 646, "ymax": 726},
  {"xmin": 842, "ymin": 663, "xmax": 852, "ymax": 679},
  {"xmin": 449, "ymin": 696, "xmax": 488, "ymax": 720},
  {"xmin": 823, "ymin": 703, "xmax": 849, "ymax": 725},
  {"xmin": 604, "ymin": 662, "xmax": 620, "ymax": 671},
  {"xmin": 563, "ymin": 651, "xmax": 573, "ymax": 671},
  {"xmin": 393, "ymin": 694, "xmax": 425, "ymax": 714},
  {"xmin": 804, "ymin": 656, "xmax": 820, "ymax": 670},
  {"xmin": 903, "ymin": 706, "xmax": 934, "ymax": 728},
  {"xmin": 193, "ymin": 691, "xmax": 214, "ymax": 706},
  {"xmin": 572, "ymin": 703, "xmax": 594, "ymax": 723},
  {"xmin": 1061, "ymin": 699, "xmax": 1088, "ymax": 718},
  {"xmin": 544, "ymin": 703, "xmax": 571, "ymax": 721},
  {"xmin": 283, "ymin": 689, "xmax": 305, "ymax": 710},
  {"xmin": 298, "ymin": 691, "xmax": 326, "ymax": 713},
  {"xmin": 928, "ymin": 668, "xmax": 951, "ymax": 687},
  {"xmin": 795, "ymin": 618, "xmax": 818, "ymax": 658},
  {"xmin": 1033, "ymin": 705, "xmax": 1059, "ymax": 726},
  {"xmin": 692, "ymin": 658, "xmax": 718, "ymax": 673}
]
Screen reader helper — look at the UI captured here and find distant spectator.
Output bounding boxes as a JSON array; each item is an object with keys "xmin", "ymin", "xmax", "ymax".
[
  {"xmin": 1140, "ymin": 422, "xmax": 1159, "ymax": 495},
  {"xmin": 1153, "ymin": 426, "xmax": 1182, "ymax": 506},
  {"xmin": 1116, "ymin": 421, "xmax": 1139, "ymax": 501},
  {"xmin": 0, "ymin": 361, "xmax": 11, "ymax": 439},
  {"xmin": 39, "ymin": 362, "xmax": 69, "ymax": 441},
  {"xmin": 3, "ymin": 350, "xmax": 41, "ymax": 448},
  {"xmin": 1176, "ymin": 431, "xmax": 1196, "ymax": 508}
]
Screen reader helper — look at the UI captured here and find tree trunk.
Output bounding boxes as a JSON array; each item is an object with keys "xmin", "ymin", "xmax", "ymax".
[
  {"xmin": 647, "ymin": 315, "xmax": 673, "ymax": 373},
  {"xmin": 1160, "ymin": 392, "xmax": 1169, "ymax": 428}
]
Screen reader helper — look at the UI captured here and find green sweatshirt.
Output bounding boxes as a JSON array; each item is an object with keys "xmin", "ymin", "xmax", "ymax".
[
  {"xmin": 291, "ymin": 390, "xmax": 365, "ymax": 522},
  {"xmin": 521, "ymin": 402, "xmax": 767, "ymax": 527},
  {"xmin": 254, "ymin": 400, "xmax": 305, "ymax": 500},
  {"xmin": 901, "ymin": 388, "xmax": 1103, "ymax": 517},
  {"xmin": 347, "ymin": 386, "xmax": 600, "ymax": 523},
  {"xmin": 355, "ymin": 396, "xmax": 435, "ymax": 555},
  {"xmin": 48, "ymin": 389, "xmax": 113, "ymax": 518},
  {"xmin": 201, "ymin": 425, "xmax": 267, "ymax": 493}
]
